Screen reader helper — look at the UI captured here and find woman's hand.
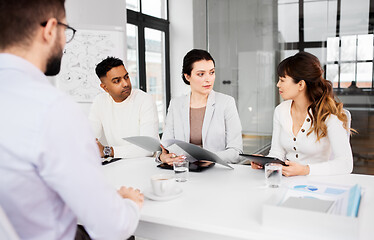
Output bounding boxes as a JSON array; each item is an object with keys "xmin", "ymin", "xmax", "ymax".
[
  {"xmin": 282, "ymin": 160, "xmax": 310, "ymax": 177},
  {"xmin": 250, "ymin": 154, "xmax": 264, "ymax": 169},
  {"xmin": 251, "ymin": 161, "xmax": 263, "ymax": 169},
  {"xmin": 159, "ymin": 145, "xmax": 186, "ymax": 165}
]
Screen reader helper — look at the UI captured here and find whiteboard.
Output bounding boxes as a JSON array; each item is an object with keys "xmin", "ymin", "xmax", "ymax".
[{"xmin": 56, "ymin": 27, "xmax": 125, "ymax": 102}]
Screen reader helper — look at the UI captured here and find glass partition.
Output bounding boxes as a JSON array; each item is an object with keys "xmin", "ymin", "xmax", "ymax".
[
  {"xmin": 205, "ymin": 0, "xmax": 374, "ymax": 175},
  {"xmin": 207, "ymin": 0, "xmax": 278, "ymax": 154}
]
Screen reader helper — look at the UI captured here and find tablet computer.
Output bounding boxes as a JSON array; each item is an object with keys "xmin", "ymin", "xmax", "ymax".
[{"xmin": 239, "ymin": 154, "xmax": 287, "ymax": 166}]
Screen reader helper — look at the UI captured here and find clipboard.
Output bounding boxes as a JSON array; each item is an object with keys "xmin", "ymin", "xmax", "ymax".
[{"xmin": 239, "ymin": 154, "xmax": 287, "ymax": 166}]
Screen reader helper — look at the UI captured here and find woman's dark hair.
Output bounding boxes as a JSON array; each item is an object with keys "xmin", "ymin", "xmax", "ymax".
[
  {"xmin": 277, "ymin": 51, "xmax": 349, "ymax": 140},
  {"xmin": 95, "ymin": 56, "xmax": 124, "ymax": 80},
  {"xmin": 182, "ymin": 49, "xmax": 215, "ymax": 85}
]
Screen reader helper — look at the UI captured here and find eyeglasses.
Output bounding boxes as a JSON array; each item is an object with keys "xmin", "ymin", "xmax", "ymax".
[{"xmin": 40, "ymin": 21, "xmax": 77, "ymax": 43}]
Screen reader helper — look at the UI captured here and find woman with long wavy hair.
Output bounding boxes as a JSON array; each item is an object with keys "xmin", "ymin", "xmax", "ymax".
[{"xmin": 252, "ymin": 52, "xmax": 353, "ymax": 176}]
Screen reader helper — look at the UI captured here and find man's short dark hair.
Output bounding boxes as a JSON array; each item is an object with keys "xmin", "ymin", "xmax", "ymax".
[
  {"xmin": 0, "ymin": 0, "xmax": 66, "ymax": 50},
  {"xmin": 95, "ymin": 57, "xmax": 125, "ymax": 80}
]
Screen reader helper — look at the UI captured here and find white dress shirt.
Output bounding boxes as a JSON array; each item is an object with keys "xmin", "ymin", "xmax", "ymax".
[
  {"xmin": 89, "ymin": 89, "xmax": 159, "ymax": 158},
  {"xmin": 162, "ymin": 91, "xmax": 243, "ymax": 163},
  {"xmin": 0, "ymin": 53, "xmax": 140, "ymax": 240},
  {"xmin": 268, "ymin": 100, "xmax": 353, "ymax": 175}
]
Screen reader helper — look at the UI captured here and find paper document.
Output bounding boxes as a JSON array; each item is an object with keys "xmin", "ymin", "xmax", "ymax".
[
  {"xmin": 281, "ymin": 181, "xmax": 362, "ymax": 217},
  {"xmin": 281, "ymin": 196, "xmax": 335, "ymax": 213},
  {"xmin": 123, "ymin": 136, "xmax": 233, "ymax": 169},
  {"xmin": 166, "ymin": 144, "xmax": 198, "ymax": 163}
]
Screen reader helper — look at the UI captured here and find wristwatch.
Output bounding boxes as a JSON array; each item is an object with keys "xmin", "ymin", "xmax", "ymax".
[{"xmin": 103, "ymin": 146, "xmax": 112, "ymax": 158}]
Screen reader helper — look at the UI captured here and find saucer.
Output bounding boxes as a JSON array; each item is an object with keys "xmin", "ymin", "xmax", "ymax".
[{"xmin": 144, "ymin": 188, "xmax": 183, "ymax": 201}]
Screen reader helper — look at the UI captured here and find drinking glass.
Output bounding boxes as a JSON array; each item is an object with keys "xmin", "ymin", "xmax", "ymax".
[
  {"xmin": 265, "ymin": 163, "xmax": 282, "ymax": 188},
  {"xmin": 173, "ymin": 159, "xmax": 189, "ymax": 182}
]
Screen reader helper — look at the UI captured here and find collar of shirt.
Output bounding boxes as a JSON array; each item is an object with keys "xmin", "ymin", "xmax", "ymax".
[
  {"xmin": 0, "ymin": 53, "xmax": 49, "ymax": 86},
  {"xmin": 109, "ymin": 88, "xmax": 137, "ymax": 106}
]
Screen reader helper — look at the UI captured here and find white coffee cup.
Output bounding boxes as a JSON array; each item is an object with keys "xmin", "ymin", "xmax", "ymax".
[{"xmin": 150, "ymin": 174, "xmax": 176, "ymax": 197}]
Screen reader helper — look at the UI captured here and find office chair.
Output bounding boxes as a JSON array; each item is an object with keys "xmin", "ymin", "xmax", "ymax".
[
  {"xmin": 329, "ymin": 109, "xmax": 351, "ymax": 161},
  {"xmin": 344, "ymin": 108, "xmax": 352, "ymax": 139}
]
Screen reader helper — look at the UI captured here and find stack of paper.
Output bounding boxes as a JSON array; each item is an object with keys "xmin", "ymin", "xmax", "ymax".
[
  {"xmin": 281, "ymin": 196, "xmax": 335, "ymax": 213},
  {"xmin": 280, "ymin": 182, "xmax": 362, "ymax": 217}
]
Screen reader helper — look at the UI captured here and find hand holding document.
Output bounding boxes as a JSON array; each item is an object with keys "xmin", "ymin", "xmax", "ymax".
[{"xmin": 123, "ymin": 136, "xmax": 233, "ymax": 169}]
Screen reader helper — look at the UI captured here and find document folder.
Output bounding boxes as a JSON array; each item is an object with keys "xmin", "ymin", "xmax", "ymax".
[
  {"xmin": 347, "ymin": 184, "xmax": 361, "ymax": 217},
  {"xmin": 123, "ymin": 136, "xmax": 233, "ymax": 169},
  {"xmin": 239, "ymin": 154, "xmax": 287, "ymax": 166}
]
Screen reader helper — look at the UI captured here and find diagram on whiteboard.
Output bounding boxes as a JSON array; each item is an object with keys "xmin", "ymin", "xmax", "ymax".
[{"xmin": 56, "ymin": 28, "xmax": 125, "ymax": 102}]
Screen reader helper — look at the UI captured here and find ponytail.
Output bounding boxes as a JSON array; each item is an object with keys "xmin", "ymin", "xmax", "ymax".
[{"xmin": 307, "ymin": 78, "xmax": 349, "ymax": 141}]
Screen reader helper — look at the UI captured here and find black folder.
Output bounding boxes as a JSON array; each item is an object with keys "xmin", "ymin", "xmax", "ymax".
[
  {"xmin": 157, "ymin": 161, "xmax": 215, "ymax": 172},
  {"xmin": 239, "ymin": 154, "xmax": 287, "ymax": 166}
]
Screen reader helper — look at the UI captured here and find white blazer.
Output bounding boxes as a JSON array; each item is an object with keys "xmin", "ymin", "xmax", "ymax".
[{"xmin": 162, "ymin": 90, "xmax": 243, "ymax": 163}]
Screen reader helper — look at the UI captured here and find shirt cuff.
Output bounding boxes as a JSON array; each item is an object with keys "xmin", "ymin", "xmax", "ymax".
[
  {"xmin": 308, "ymin": 164, "xmax": 322, "ymax": 175},
  {"xmin": 112, "ymin": 146, "xmax": 123, "ymax": 159},
  {"xmin": 155, "ymin": 151, "xmax": 162, "ymax": 163}
]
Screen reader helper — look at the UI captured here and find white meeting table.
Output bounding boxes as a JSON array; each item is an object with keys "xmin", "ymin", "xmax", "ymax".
[{"xmin": 102, "ymin": 157, "xmax": 374, "ymax": 240}]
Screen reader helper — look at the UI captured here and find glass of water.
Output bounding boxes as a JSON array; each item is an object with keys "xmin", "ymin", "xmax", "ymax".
[
  {"xmin": 265, "ymin": 163, "xmax": 282, "ymax": 188},
  {"xmin": 173, "ymin": 159, "xmax": 189, "ymax": 182}
]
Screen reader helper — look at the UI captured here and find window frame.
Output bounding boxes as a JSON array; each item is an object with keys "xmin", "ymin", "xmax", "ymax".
[
  {"xmin": 280, "ymin": 0, "xmax": 374, "ymax": 91},
  {"xmin": 126, "ymin": 1, "xmax": 171, "ymax": 110}
]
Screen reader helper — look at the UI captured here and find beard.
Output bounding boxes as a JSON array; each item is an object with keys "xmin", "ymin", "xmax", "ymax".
[
  {"xmin": 45, "ymin": 52, "xmax": 63, "ymax": 76},
  {"xmin": 44, "ymin": 36, "xmax": 64, "ymax": 76}
]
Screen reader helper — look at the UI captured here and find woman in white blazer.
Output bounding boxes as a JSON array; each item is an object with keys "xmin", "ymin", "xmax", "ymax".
[
  {"xmin": 252, "ymin": 52, "xmax": 353, "ymax": 176},
  {"xmin": 159, "ymin": 49, "xmax": 243, "ymax": 164}
]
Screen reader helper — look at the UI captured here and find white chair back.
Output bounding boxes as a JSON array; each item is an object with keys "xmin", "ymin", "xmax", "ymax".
[
  {"xmin": 0, "ymin": 205, "xmax": 19, "ymax": 240},
  {"xmin": 344, "ymin": 109, "xmax": 352, "ymax": 139},
  {"xmin": 329, "ymin": 109, "xmax": 351, "ymax": 160}
]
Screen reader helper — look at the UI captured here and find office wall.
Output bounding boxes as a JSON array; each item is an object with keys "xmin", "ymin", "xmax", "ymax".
[
  {"xmin": 61, "ymin": 0, "xmax": 127, "ymax": 115},
  {"xmin": 193, "ymin": 0, "xmax": 207, "ymax": 49},
  {"xmin": 65, "ymin": 0, "xmax": 126, "ymax": 27},
  {"xmin": 62, "ymin": 0, "xmax": 195, "ymax": 113},
  {"xmin": 201, "ymin": 0, "xmax": 278, "ymax": 135},
  {"xmin": 169, "ymin": 0, "xmax": 194, "ymax": 98}
]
